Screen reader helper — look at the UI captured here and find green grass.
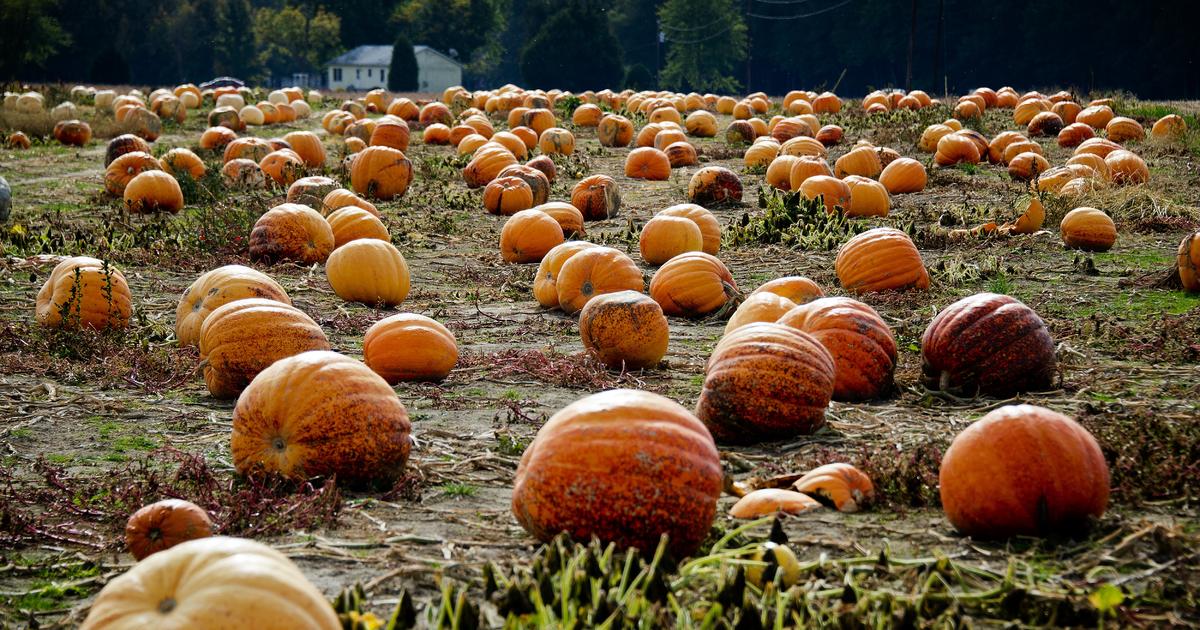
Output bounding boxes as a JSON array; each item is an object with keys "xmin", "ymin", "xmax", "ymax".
[
  {"xmin": 1070, "ymin": 290, "xmax": 1200, "ymax": 319},
  {"xmin": 439, "ymin": 482, "xmax": 478, "ymax": 497},
  {"xmin": 1094, "ymin": 250, "xmax": 1174, "ymax": 270}
]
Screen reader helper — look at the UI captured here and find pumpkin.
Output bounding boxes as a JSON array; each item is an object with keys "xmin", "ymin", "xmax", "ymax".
[
  {"xmin": 919, "ymin": 124, "xmax": 954, "ymax": 152},
  {"xmin": 282, "ymin": 131, "xmax": 326, "ymax": 167},
  {"xmin": 878, "ymin": 157, "xmax": 927, "ymax": 194},
  {"xmin": 684, "ymin": 110, "xmax": 718, "ymax": 137},
  {"xmin": 658, "ymin": 204, "xmax": 720, "ymax": 256},
  {"xmin": 105, "ymin": 151, "xmax": 161, "ymax": 196},
  {"xmin": 729, "ymin": 489, "xmax": 821, "ymax": 519},
  {"xmin": 124, "ymin": 171, "xmax": 184, "ymax": 213},
  {"xmin": 538, "ymin": 127, "xmax": 575, "ymax": 156},
  {"xmin": 556, "ymin": 246, "xmax": 644, "ymax": 314},
  {"xmin": 123, "ymin": 107, "xmax": 162, "ymax": 141},
  {"xmin": 1105, "ymin": 149, "xmax": 1149, "ymax": 185},
  {"xmin": 531, "ymin": 201, "xmax": 585, "ymax": 237},
  {"xmin": 744, "ymin": 139, "xmax": 781, "ymax": 168},
  {"xmin": 786, "ymin": 155, "xmax": 833, "ymax": 190},
  {"xmin": 248, "ymin": 203, "xmax": 334, "ymax": 264},
  {"xmin": 578, "ymin": 290, "xmax": 669, "ymax": 370},
  {"xmin": 521, "ymin": 108, "xmax": 557, "ymax": 135},
  {"xmin": 1007, "ymin": 196, "xmax": 1046, "ymax": 234},
  {"xmin": 1057, "ymin": 122, "xmax": 1095, "ymax": 148},
  {"xmin": 639, "ymin": 215, "xmax": 703, "ymax": 265},
  {"xmin": 813, "ymin": 92, "xmax": 841, "ymax": 113},
  {"xmin": 1052, "ymin": 101, "xmax": 1082, "ymax": 124},
  {"xmin": 1076, "ymin": 105, "xmax": 1114, "ymax": 129},
  {"xmin": 1060, "ymin": 207, "xmax": 1117, "ymax": 251},
  {"xmin": 285, "ymin": 176, "xmax": 338, "ymax": 210},
  {"xmin": 921, "ymin": 293, "xmax": 1056, "ymax": 397},
  {"xmin": 571, "ymin": 174, "xmax": 621, "ymax": 220},
  {"xmin": 624, "ymin": 147, "xmax": 671, "ymax": 180},
  {"xmin": 1026, "ymin": 111, "xmax": 1064, "ymax": 137},
  {"xmin": 418, "ymin": 102, "xmax": 452, "ymax": 127},
  {"xmin": 792, "ymin": 463, "xmax": 875, "ymax": 512},
  {"xmin": 422, "ymin": 123, "xmax": 451, "ymax": 144},
  {"xmin": 222, "ymin": 159, "xmax": 265, "ymax": 188},
  {"xmin": 369, "ymin": 119, "xmax": 410, "ymax": 153},
  {"xmin": 724, "ymin": 291, "xmax": 797, "ymax": 334},
  {"xmin": 664, "ymin": 141, "xmax": 698, "ymax": 168},
  {"xmin": 363, "ymin": 313, "xmax": 458, "ymax": 383},
  {"xmin": 696, "ymin": 323, "xmax": 835, "ymax": 444},
  {"xmin": 1105, "ymin": 116, "xmax": 1144, "ymax": 143},
  {"xmin": 534, "ymin": 241, "xmax": 597, "ymax": 308},
  {"xmin": 80, "ymin": 537, "xmax": 340, "ymax": 630},
  {"xmin": 597, "ymin": 114, "xmax": 635, "ymax": 147},
  {"xmin": 687, "ymin": 167, "xmax": 742, "ymax": 207},
  {"xmin": 526, "ymin": 155, "xmax": 556, "ymax": 182},
  {"xmin": 326, "ymin": 206, "xmax": 389, "ymax": 248},
  {"xmin": 159, "ymin": 148, "xmax": 206, "ymax": 180},
  {"xmin": 833, "ymin": 146, "xmax": 882, "ymax": 179},
  {"xmin": 350, "ymin": 146, "xmax": 413, "ymax": 201},
  {"xmin": 842, "ymin": 176, "xmax": 890, "ymax": 218},
  {"xmin": 816, "ymin": 124, "xmax": 843, "ymax": 145},
  {"xmin": 325, "ymin": 240, "xmax": 411, "ymax": 306},
  {"xmin": 323, "ymin": 188, "xmax": 379, "ymax": 217},
  {"xmin": 176, "ymin": 265, "xmax": 290, "ymax": 347},
  {"xmin": 497, "ymin": 164, "xmax": 550, "ymax": 205},
  {"xmin": 777, "ymin": 297, "xmax": 896, "ymax": 401},
  {"xmin": 985, "ymin": 131, "xmax": 1024, "ymax": 163},
  {"xmin": 1075, "ymin": 137, "xmax": 1123, "ymax": 158},
  {"xmin": 7, "ymin": 131, "xmax": 31, "ymax": 150},
  {"xmin": 572, "ymin": 103, "xmax": 603, "ymax": 126},
  {"xmin": 463, "ymin": 144, "xmax": 518, "ymax": 188},
  {"xmin": 752, "ymin": 276, "xmax": 823, "ymax": 304},
  {"xmin": 125, "ymin": 499, "xmax": 213, "ymax": 561},
  {"xmin": 1178, "ymin": 231, "xmax": 1200, "ymax": 292},
  {"xmin": 649, "ymin": 252, "xmax": 738, "ymax": 318},
  {"xmin": 765, "ymin": 156, "xmax": 799, "ymax": 190},
  {"xmin": 258, "ymin": 149, "xmax": 304, "ymax": 187},
  {"xmin": 798, "ymin": 175, "xmax": 851, "ymax": 211},
  {"xmin": 223, "ymin": 137, "xmax": 272, "ymax": 163},
  {"xmin": 940, "ymin": 405, "xmax": 1109, "ymax": 539},
  {"xmin": 935, "ymin": 132, "xmax": 982, "ymax": 166},
  {"xmin": 725, "ymin": 120, "xmax": 756, "ymax": 145},
  {"xmin": 835, "ymin": 228, "xmax": 929, "ymax": 294},
  {"xmin": 1151, "ymin": 114, "xmax": 1187, "ymax": 138},
  {"xmin": 198, "ymin": 298, "xmax": 330, "ymax": 399},
  {"xmin": 500, "ymin": 209, "xmax": 564, "ymax": 263},
  {"xmin": 512, "ymin": 389, "xmax": 722, "ymax": 557},
  {"xmin": 483, "ymin": 176, "xmax": 535, "ymax": 216},
  {"xmin": 1066, "ymin": 154, "xmax": 1111, "ymax": 181},
  {"xmin": 1007, "ymin": 152, "xmax": 1050, "ymax": 181},
  {"xmin": 53, "ymin": 119, "xmax": 91, "ymax": 146},
  {"xmin": 36, "ymin": 256, "xmax": 132, "ymax": 330}
]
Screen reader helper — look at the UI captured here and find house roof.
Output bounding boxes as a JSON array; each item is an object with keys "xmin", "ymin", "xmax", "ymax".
[{"xmin": 326, "ymin": 45, "xmax": 461, "ymax": 68}]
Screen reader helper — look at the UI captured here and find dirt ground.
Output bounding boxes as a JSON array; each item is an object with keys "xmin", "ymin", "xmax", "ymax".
[{"xmin": 1, "ymin": 88, "xmax": 1198, "ymax": 627}]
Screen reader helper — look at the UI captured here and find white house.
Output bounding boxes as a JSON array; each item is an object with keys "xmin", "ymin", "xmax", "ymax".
[{"xmin": 326, "ymin": 45, "xmax": 463, "ymax": 93}]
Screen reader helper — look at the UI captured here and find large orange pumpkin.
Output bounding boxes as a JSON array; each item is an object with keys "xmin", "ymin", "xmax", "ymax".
[
  {"xmin": 697, "ymin": 323, "xmax": 835, "ymax": 444},
  {"xmin": 105, "ymin": 134, "xmax": 152, "ymax": 167},
  {"xmin": 198, "ymin": 298, "xmax": 331, "ymax": 399},
  {"xmin": 1060, "ymin": 207, "xmax": 1117, "ymax": 251},
  {"xmin": 159, "ymin": 148, "xmax": 206, "ymax": 181},
  {"xmin": 232, "ymin": 351, "xmax": 411, "ymax": 485},
  {"xmin": 879, "ymin": 157, "xmax": 927, "ymax": 194},
  {"xmin": 648, "ymin": 252, "xmax": 738, "ymax": 318},
  {"xmin": 639, "ymin": 215, "xmax": 703, "ymax": 265},
  {"xmin": 598, "ymin": 114, "xmax": 634, "ymax": 147},
  {"xmin": 835, "ymin": 228, "xmax": 929, "ymax": 294},
  {"xmin": 282, "ymin": 130, "xmax": 326, "ymax": 167},
  {"xmin": 36, "ymin": 256, "xmax": 132, "ymax": 330},
  {"xmin": 579, "ymin": 290, "xmax": 669, "ymax": 370},
  {"xmin": 125, "ymin": 499, "xmax": 213, "ymax": 561},
  {"xmin": 687, "ymin": 167, "xmax": 742, "ymax": 206},
  {"xmin": 326, "ymin": 206, "xmax": 389, "ymax": 248},
  {"xmin": 463, "ymin": 144, "xmax": 518, "ymax": 188},
  {"xmin": 534, "ymin": 241, "xmax": 597, "ymax": 308},
  {"xmin": 363, "ymin": 313, "xmax": 458, "ymax": 383},
  {"xmin": 624, "ymin": 147, "xmax": 671, "ymax": 180},
  {"xmin": 325, "ymin": 240, "xmax": 411, "ymax": 306},
  {"xmin": 724, "ymin": 292, "xmax": 796, "ymax": 334},
  {"xmin": 752, "ymin": 276, "xmax": 824, "ymax": 303},
  {"xmin": 512, "ymin": 389, "xmax": 722, "ymax": 556},
  {"xmin": 176, "ymin": 265, "xmax": 290, "ymax": 347},
  {"xmin": 497, "ymin": 164, "xmax": 550, "ymax": 206},
  {"xmin": 248, "ymin": 203, "xmax": 334, "ymax": 264},
  {"xmin": 776, "ymin": 297, "xmax": 896, "ymax": 401},
  {"xmin": 571, "ymin": 174, "xmax": 621, "ymax": 221},
  {"xmin": 921, "ymin": 293, "xmax": 1056, "ymax": 397},
  {"xmin": 124, "ymin": 171, "xmax": 184, "ymax": 213},
  {"xmin": 940, "ymin": 405, "xmax": 1109, "ymax": 539},
  {"xmin": 105, "ymin": 151, "xmax": 161, "ymax": 196},
  {"xmin": 659, "ymin": 204, "xmax": 721, "ymax": 255},
  {"xmin": 555, "ymin": 246, "xmax": 644, "ymax": 314},
  {"xmin": 350, "ymin": 146, "xmax": 413, "ymax": 200},
  {"xmin": 499, "ymin": 209, "xmax": 565, "ymax": 263}
]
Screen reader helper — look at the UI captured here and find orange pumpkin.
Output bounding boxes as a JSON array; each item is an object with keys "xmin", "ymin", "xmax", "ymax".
[
  {"xmin": 1178, "ymin": 231, "xmax": 1200, "ymax": 293},
  {"xmin": 325, "ymin": 240, "xmax": 411, "ymax": 306},
  {"xmin": 223, "ymin": 137, "xmax": 273, "ymax": 164},
  {"xmin": 512, "ymin": 389, "xmax": 721, "ymax": 556},
  {"xmin": 555, "ymin": 246, "xmax": 644, "ymax": 314},
  {"xmin": 649, "ymin": 252, "xmax": 738, "ymax": 318},
  {"xmin": 792, "ymin": 463, "xmax": 875, "ymax": 512},
  {"xmin": 463, "ymin": 144, "xmax": 518, "ymax": 188},
  {"xmin": 687, "ymin": 167, "xmax": 742, "ymax": 207},
  {"xmin": 571, "ymin": 174, "xmax": 621, "ymax": 221},
  {"xmin": 538, "ymin": 127, "xmax": 575, "ymax": 156},
  {"xmin": 123, "ymin": 170, "xmax": 184, "ymax": 213},
  {"xmin": 482, "ymin": 176, "xmax": 535, "ymax": 216},
  {"xmin": 422, "ymin": 123, "xmax": 451, "ymax": 144},
  {"xmin": 534, "ymin": 241, "xmax": 597, "ymax": 308},
  {"xmin": 499, "ymin": 209, "xmax": 565, "ymax": 263},
  {"xmin": 697, "ymin": 323, "xmax": 835, "ymax": 444},
  {"xmin": 799, "ymin": 175, "xmax": 851, "ymax": 211},
  {"xmin": 1104, "ymin": 150, "xmax": 1149, "ymax": 185},
  {"xmin": 1057, "ymin": 122, "xmax": 1095, "ymax": 148},
  {"xmin": 176, "ymin": 265, "xmax": 290, "ymax": 347},
  {"xmin": 624, "ymin": 147, "xmax": 671, "ymax": 180},
  {"xmin": 659, "ymin": 204, "xmax": 720, "ymax": 255},
  {"xmin": 579, "ymin": 290, "xmax": 669, "ymax": 370},
  {"xmin": 159, "ymin": 148, "xmax": 206, "ymax": 180},
  {"xmin": 1007, "ymin": 152, "xmax": 1051, "ymax": 181},
  {"xmin": 125, "ymin": 499, "xmax": 213, "ymax": 561},
  {"xmin": 248, "ymin": 203, "xmax": 335, "ymax": 264},
  {"xmin": 198, "ymin": 299, "xmax": 331, "ymax": 399},
  {"xmin": 323, "ymin": 188, "xmax": 379, "ymax": 217},
  {"xmin": 572, "ymin": 103, "xmax": 603, "ymax": 127},
  {"xmin": 105, "ymin": 151, "xmax": 161, "ymax": 196},
  {"xmin": 1151, "ymin": 114, "xmax": 1187, "ymax": 139},
  {"xmin": 1060, "ymin": 207, "xmax": 1117, "ymax": 251},
  {"xmin": 934, "ymin": 132, "xmax": 982, "ymax": 166},
  {"xmin": 36, "ymin": 257, "xmax": 132, "ymax": 330},
  {"xmin": 639, "ymin": 215, "xmax": 703, "ymax": 265},
  {"xmin": 598, "ymin": 114, "xmax": 634, "ymax": 147},
  {"xmin": 664, "ymin": 141, "xmax": 698, "ymax": 168},
  {"xmin": 842, "ymin": 176, "xmax": 889, "ymax": 217},
  {"xmin": 940, "ymin": 405, "xmax": 1109, "ymax": 538},
  {"xmin": 259, "ymin": 149, "xmax": 305, "ymax": 187},
  {"xmin": 363, "ymin": 313, "xmax": 458, "ymax": 383},
  {"xmin": 878, "ymin": 157, "xmax": 927, "ymax": 194},
  {"xmin": 777, "ymin": 297, "xmax": 896, "ymax": 401},
  {"xmin": 221, "ymin": 159, "xmax": 265, "ymax": 188},
  {"xmin": 497, "ymin": 164, "xmax": 550, "ymax": 206},
  {"xmin": 752, "ymin": 276, "xmax": 824, "ymax": 304},
  {"xmin": 725, "ymin": 292, "xmax": 797, "ymax": 334},
  {"xmin": 729, "ymin": 489, "xmax": 821, "ymax": 519},
  {"xmin": 833, "ymin": 146, "xmax": 882, "ymax": 179},
  {"xmin": 787, "ymin": 155, "xmax": 833, "ymax": 190},
  {"xmin": 326, "ymin": 206, "xmax": 389, "ymax": 248},
  {"xmin": 350, "ymin": 146, "xmax": 413, "ymax": 200},
  {"xmin": 835, "ymin": 228, "xmax": 929, "ymax": 294}
]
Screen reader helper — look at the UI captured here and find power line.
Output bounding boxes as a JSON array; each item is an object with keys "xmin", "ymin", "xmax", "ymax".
[
  {"xmin": 746, "ymin": 0, "xmax": 852, "ymax": 20},
  {"xmin": 658, "ymin": 16, "xmax": 728, "ymax": 33},
  {"xmin": 662, "ymin": 24, "xmax": 734, "ymax": 44},
  {"xmin": 749, "ymin": 0, "xmax": 820, "ymax": 5}
]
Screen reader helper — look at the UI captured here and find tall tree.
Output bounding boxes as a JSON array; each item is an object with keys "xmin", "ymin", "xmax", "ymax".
[
  {"xmin": 520, "ymin": 0, "xmax": 623, "ymax": 91},
  {"xmin": 388, "ymin": 32, "xmax": 419, "ymax": 91},
  {"xmin": 657, "ymin": 0, "xmax": 746, "ymax": 93},
  {"xmin": 393, "ymin": 0, "xmax": 505, "ymax": 76},
  {"xmin": 214, "ymin": 0, "xmax": 259, "ymax": 79},
  {"xmin": 253, "ymin": 4, "xmax": 342, "ymax": 82},
  {"xmin": 609, "ymin": 0, "xmax": 664, "ymax": 76},
  {"xmin": 0, "ymin": 0, "xmax": 70, "ymax": 80}
]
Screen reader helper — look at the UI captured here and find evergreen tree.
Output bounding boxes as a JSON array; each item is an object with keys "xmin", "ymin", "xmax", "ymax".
[
  {"xmin": 0, "ymin": 0, "xmax": 70, "ymax": 80},
  {"xmin": 610, "ymin": 0, "xmax": 664, "ymax": 76},
  {"xmin": 519, "ymin": 0, "xmax": 623, "ymax": 91},
  {"xmin": 623, "ymin": 63, "xmax": 654, "ymax": 91},
  {"xmin": 657, "ymin": 0, "xmax": 746, "ymax": 93},
  {"xmin": 214, "ymin": 0, "xmax": 259, "ymax": 79},
  {"xmin": 388, "ymin": 32, "xmax": 419, "ymax": 91}
]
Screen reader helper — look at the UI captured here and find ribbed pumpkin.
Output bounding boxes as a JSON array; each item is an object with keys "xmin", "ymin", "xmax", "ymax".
[
  {"xmin": 765, "ymin": 156, "xmax": 799, "ymax": 190},
  {"xmin": 534, "ymin": 241, "xmax": 597, "ymax": 308},
  {"xmin": 660, "ymin": 204, "xmax": 721, "ymax": 255},
  {"xmin": 198, "ymin": 298, "xmax": 330, "ymax": 399},
  {"xmin": 326, "ymin": 206, "xmax": 389, "ymax": 248},
  {"xmin": 323, "ymin": 188, "xmax": 379, "ymax": 217},
  {"xmin": 639, "ymin": 215, "xmax": 703, "ymax": 265},
  {"xmin": 248, "ymin": 203, "xmax": 334, "ymax": 264},
  {"xmin": 597, "ymin": 114, "xmax": 634, "ymax": 147},
  {"xmin": 124, "ymin": 171, "xmax": 184, "ymax": 213},
  {"xmin": 512, "ymin": 389, "xmax": 722, "ymax": 557},
  {"xmin": 687, "ymin": 167, "xmax": 742, "ymax": 207},
  {"xmin": 363, "ymin": 313, "xmax": 458, "ymax": 383},
  {"xmin": 940, "ymin": 405, "xmax": 1109, "ymax": 539},
  {"xmin": 1057, "ymin": 123, "xmax": 1095, "ymax": 148},
  {"xmin": 159, "ymin": 148, "xmax": 206, "ymax": 181},
  {"xmin": 1151, "ymin": 114, "xmax": 1187, "ymax": 139},
  {"xmin": 497, "ymin": 164, "xmax": 550, "ymax": 206},
  {"xmin": 105, "ymin": 151, "xmax": 161, "ymax": 196},
  {"xmin": 752, "ymin": 276, "xmax": 824, "ymax": 303},
  {"xmin": 684, "ymin": 110, "xmax": 718, "ymax": 137},
  {"xmin": 36, "ymin": 257, "xmax": 132, "ymax": 330},
  {"xmin": 285, "ymin": 175, "xmax": 339, "ymax": 209},
  {"xmin": 526, "ymin": 155, "xmax": 556, "ymax": 182},
  {"xmin": 842, "ymin": 176, "xmax": 890, "ymax": 217},
  {"xmin": 1105, "ymin": 117, "xmax": 1144, "ymax": 143},
  {"xmin": 1026, "ymin": 111, "xmax": 1064, "ymax": 137},
  {"xmin": 878, "ymin": 157, "xmax": 927, "ymax": 194},
  {"xmin": 921, "ymin": 293, "xmax": 1055, "ymax": 397},
  {"xmin": 744, "ymin": 139, "xmax": 781, "ymax": 168},
  {"xmin": 697, "ymin": 323, "xmax": 835, "ymax": 444},
  {"xmin": 572, "ymin": 103, "xmax": 603, "ymax": 127},
  {"xmin": 1178, "ymin": 231, "xmax": 1200, "ymax": 293},
  {"xmin": 350, "ymin": 146, "xmax": 412, "ymax": 200},
  {"xmin": 799, "ymin": 175, "xmax": 851, "ymax": 211},
  {"xmin": 125, "ymin": 499, "xmax": 213, "ymax": 561},
  {"xmin": 555, "ymin": 246, "xmax": 644, "ymax": 314},
  {"xmin": 624, "ymin": 147, "xmax": 671, "ymax": 180},
  {"xmin": 1007, "ymin": 152, "xmax": 1051, "ymax": 181},
  {"xmin": 777, "ymin": 297, "xmax": 896, "ymax": 401},
  {"xmin": 787, "ymin": 155, "xmax": 833, "ymax": 190},
  {"xmin": 724, "ymin": 292, "xmax": 796, "ymax": 334},
  {"xmin": 500, "ymin": 209, "xmax": 564, "ymax": 263},
  {"xmin": 532, "ymin": 201, "xmax": 585, "ymax": 237},
  {"xmin": 649, "ymin": 252, "xmax": 738, "ymax": 318},
  {"xmin": 369, "ymin": 119, "xmax": 410, "ymax": 152},
  {"xmin": 483, "ymin": 176, "xmax": 535, "ymax": 215},
  {"xmin": 1105, "ymin": 150, "xmax": 1149, "ymax": 185},
  {"xmin": 52, "ymin": 119, "xmax": 91, "ymax": 146},
  {"xmin": 325, "ymin": 240, "xmax": 410, "ymax": 306},
  {"xmin": 664, "ymin": 141, "xmax": 698, "ymax": 168},
  {"xmin": 232, "ymin": 351, "xmax": 411, "ymax": 484},
  {"xmin": 1060, "ymin": 207, "xmax": 1117, "ymax": 251},
  {"xmin": 463, "ymin": 144, "xmax": 518, "ymax": 188},
  {"xmin": 579, "ymin": 290, "xmax": 669, "ymax": 370},
  {"xmin": 278, "ymin": 130, "xmax": 325, "ymax": 168},
  {"xmin": 81, "ymin": 537, "xmax": 340, "ymax": 630},
  {"xmin": 538, "ymin": 127, "xmax": 575, "ymax": 155},
  {"xmin": 176, "ymin": 265, "xmax": 289, "ymax": 347},
  {"xmin": 833, "ymin": 146, "xmax": 882, "ymax": 178},
  {"xmin": 105, "ymin": 134, "xmax": 152, "ymax": 167},
  {"xmin": 835, "ymin": 228, "xmax": 929, "ymax": 294},
  {"xmin": 571, "ymin": 174, "xmax": 622, "ymax": 220},
  {"xmin": 935, "ymin": 132, "xmax": 982, "ymax": 166}
]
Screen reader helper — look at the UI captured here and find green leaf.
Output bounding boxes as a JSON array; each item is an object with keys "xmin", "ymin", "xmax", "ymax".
[{"xmin": 1088, "ymin": 583, "xmax": 1124, "ymax": 613}]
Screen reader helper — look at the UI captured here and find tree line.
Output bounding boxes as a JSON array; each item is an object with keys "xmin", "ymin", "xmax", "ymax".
[{"xmin": 3, "ymin": 0, "xmax": 1197, "ymax": 98}]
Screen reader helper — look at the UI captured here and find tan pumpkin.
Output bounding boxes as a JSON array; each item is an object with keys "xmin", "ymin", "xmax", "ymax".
[
  {"xmin": 198, "ymin": 298, "xmax": 330, "ymax": 399},
  {"xmin": 649, "ymin": 252, "xmax": 738, "ymax": 318},
  {"xmin": 842, "ymin": 176, "xmax": 890, "ymax": 217},
  {"xmin": 777, "ymin": 297, "xmax": 896, "ymax": 401},
  {"xmin": 325, "ymin": 240, "xmax": 411, "ymax": 305},
  {"xmin": 249, "ymin": 204, "xmax": 334, "ymax": 264},
  {"xmin": 555, "ymin": 246, "xmax": 644, "ymax": 314},
  {"xmin": 579, "ymin": 290, "xmax": 669, "ymax": 370},
  {"xmin": 221, "ymin": 159, "xmax": 265, "ymax": 188},
  {"xmin": 534, "ymin": 241, "xmax": 597, "ymax": 308},
  {"xmin": 176, "ymin": 265, "xmax": 289, "ymax": 347},
  {"xmin": 363, "ymin": 313, "xmax": 458, "ymax": 383},
  {"xmin": 835, "ymin": 228, "xmax": 929, "ymax": 293},
  {"xmin": 1060, "ymin": 207, "xmax": 1117, "ymax": 251},
  {"xmin": 36, "ymin": 256, "xmax": 132, "ymax": 330}
]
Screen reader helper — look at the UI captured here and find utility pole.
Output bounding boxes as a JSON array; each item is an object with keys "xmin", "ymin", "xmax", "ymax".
[
  {"xmin": 933, "ymin": 0, "xmax": 944, "ymax": 95},
  {"xmin": 745, "ymin": 0, "xmax": 752, "ymax": 92},
  {"xmin": 905, "ymin": 0, "xmax": 918, "ymax": 91}
]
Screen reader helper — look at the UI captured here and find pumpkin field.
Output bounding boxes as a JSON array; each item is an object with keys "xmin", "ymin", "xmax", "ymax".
[{"xmin": 0, "ymin": 84, "xmax": 1198, "ymax": 628}]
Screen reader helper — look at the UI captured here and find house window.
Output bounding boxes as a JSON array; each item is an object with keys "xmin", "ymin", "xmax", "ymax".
[
  {"xmin": 367, "ymin": 68, "xmax": 372, "ymax": 77},
  {"xmin": 356, "ymin": 69, "xmax": 361, "ymax": 80},
  {"xmin": 333, "ymin": 68, "xmax": 342, "ymax": 82},
  {"xmin": 381, "ymin": 70, "xmax": 386, "ymax": 83}
]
